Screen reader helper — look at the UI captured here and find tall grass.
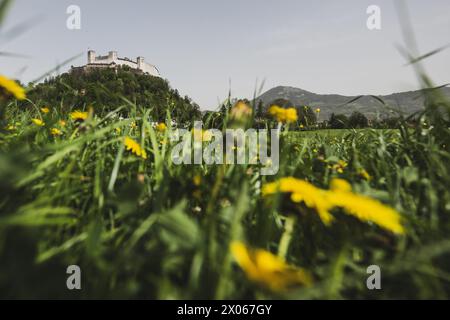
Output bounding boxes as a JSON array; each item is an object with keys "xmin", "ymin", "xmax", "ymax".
[
  {"xmin": 1, "ymin": 0, "xmax": 450, "ymax": 299},
  {"xmin": 1, "ymin": 80, "xmax": 449, "ymax": 299}
]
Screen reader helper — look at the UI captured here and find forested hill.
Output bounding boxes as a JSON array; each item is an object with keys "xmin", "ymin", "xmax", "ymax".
[{"xmin": 24, "ymin": 66, "xmax": 202, "ymax": 123}]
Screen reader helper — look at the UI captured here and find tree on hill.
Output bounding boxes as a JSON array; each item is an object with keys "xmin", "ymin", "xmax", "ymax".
[
  {"xmin": 348, "ymin": 111, "xmax": 369, "ymax": 128},
  {"xmin": 297, "ymin": 105, "xmax": 317, "ymax": 126},
  {"xmin": 256, "ymin": 100, "xmax": 264, "ymax": 118},
  {"xmin": 23, "ymin": 67, "xmax": 201, "ymax": 123},
  {"xmin": 329, "ymin": 113, "xmax": 349, "ymax": 129}
]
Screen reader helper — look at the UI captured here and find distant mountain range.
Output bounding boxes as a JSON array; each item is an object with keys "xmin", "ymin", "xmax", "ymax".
[{"xmin": 256, "ymin": 86, "xmax": 450, "ymax": 121}]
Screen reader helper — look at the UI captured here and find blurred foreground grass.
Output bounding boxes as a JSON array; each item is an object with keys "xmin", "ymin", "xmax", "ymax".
[
  {"xmin": 0, "ymin": 0, "xmax": 450, "ymax": 300},
  {"xmin": 0, "ymin": 95, "xmax": 449, "ymax": 299}
]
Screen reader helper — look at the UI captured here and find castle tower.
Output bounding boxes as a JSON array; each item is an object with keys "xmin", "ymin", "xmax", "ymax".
[
  {"xmin": 137, "ymin": 56, "xmax": 145, "ymax": 71},
  {"xmin": 87, "ymin": 50, "xmax": 96, "ymax": 64},
  {"xmin": 108, "ymin": 51, "xmax": 118, "ymax": 61}
]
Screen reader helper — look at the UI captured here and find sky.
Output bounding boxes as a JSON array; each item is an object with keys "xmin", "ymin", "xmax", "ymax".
[{"xmin": 0, "ymin": 0, "xmax": 449, "ymax": 110}]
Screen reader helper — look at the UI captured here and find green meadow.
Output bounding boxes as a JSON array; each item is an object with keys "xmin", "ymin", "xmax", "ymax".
[
  {"xmin": 1, "ymin": 85, "xmax": 449, "ymax": 299},
  {"xmin": 1, "ymin": 0, "xmax": 450, "ymax": 300}
]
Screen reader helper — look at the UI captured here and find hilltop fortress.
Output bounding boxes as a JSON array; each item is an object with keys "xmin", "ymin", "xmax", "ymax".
[{"xmin": 71, "ymin": 50, "xmax": 161, "ymax": 77}]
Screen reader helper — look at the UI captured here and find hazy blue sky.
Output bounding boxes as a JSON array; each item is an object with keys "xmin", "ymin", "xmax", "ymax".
[{"xmin": 1, "ymin": 0, "xmax": 449, "ymax": 109}]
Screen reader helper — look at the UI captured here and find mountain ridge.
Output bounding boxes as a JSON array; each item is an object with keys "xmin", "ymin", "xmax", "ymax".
[{"xmin": 256, "ymin": 85, "xmax": 450, "ymax": 120}]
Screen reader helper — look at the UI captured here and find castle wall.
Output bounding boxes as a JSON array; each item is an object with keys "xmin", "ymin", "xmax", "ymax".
[
  {"xmin": 84, "ymin": 50, "xmax": 160, "ymax": 77},
  {"xmin": 140, "ymin": 63, "xmax": 160, "ymax": 77}
]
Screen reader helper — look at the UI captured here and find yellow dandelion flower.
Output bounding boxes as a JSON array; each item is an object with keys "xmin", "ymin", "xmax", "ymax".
[
  {"xmin": 59, "ymin": 120, "xmax": 67, "ymax": 127},
  {"xmin": 230, "ymin": 241, "xmax": 313, "ymax": 292},
  {"xmin": 263, "ymin": 177, "xmax": 405, "ymax": 234},
  {"xmin": 285, "ymin": 108, "xmax": 298, "ymax": 123},
  {"xmin": 0, "ymin": 75, "xmax": 26, "ymax": 100},
  {"xmin": 70, "ymin": 110, "xmax": 89, "ymax": 122},
  {"xmin": 263, "ymin": 177, "xmax": 335, "ymax": 225},
  {"xmin": 268, "ymin": 105, "xmax": 284, "ymax": 122},
  {"xmin": 50, "ymin": 128, "xmax": 63, "ymax": 136},
  {"xmin": 192, "ymin": 129, "xmax": 212, "ymax": 142},
  {"xmin": 124, "ymin": 136, "xmax": 147, "ymax": 159},
  {"xmin": 331, "ymin": 160, "xmax": 348, "ymax": 173},
  {"xmin": 268, "ymin": 105, "xmax": 281, "ymax": 116},
  {"xmin": 192, "ymin": 129, "xmax": 202, "ymax": 141},
  {"xmin": 156, "ymin": 123, "xmax": 167, "ymax": 132},
  {"xmin": 202, "ymin": 130, "xmax": 213, "ymax": 142},
  {"xmin": 359, "ymin": 169, "xmax": 371, "ymax": 181},
  {"xmin": 326, "ymin": 180, "xmax": 405, "ymax": 235},
  {"xmin": 276, "ymin": 113, "xmax": 287, "ymax": 123},
  {"xmin": 268, "ymin": 106, "xmax": 298, "ymax": 124},
  {"xmin": 41, "ymin": 107, "xmax": 50, "ymax": 114},
  {"xmin": 330, "ymin": 178, "xmax": 352, "ymax": 193},
  {"xmin": 315, "ymin": 108, "xmax": 321, "ymax": 113},
  {"xmin": 32, "ymin": 118, "xmax": 45, "ymax": 127},
  {"xmin": 231, "ymin": 101, "xmax": 252, "ymax": 120},
  {"xmin": 338, "ymin": 160, "xmax": 348, "ymax": 168},
  {"xmin": 193, "ymin": 174, "xmax": 202, "ymax": 187}
]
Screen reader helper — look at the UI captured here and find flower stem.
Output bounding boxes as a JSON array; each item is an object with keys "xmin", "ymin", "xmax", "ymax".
[{"xmin": 278, "ymin": 215, "xmax": 296, "ymax": 260}]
